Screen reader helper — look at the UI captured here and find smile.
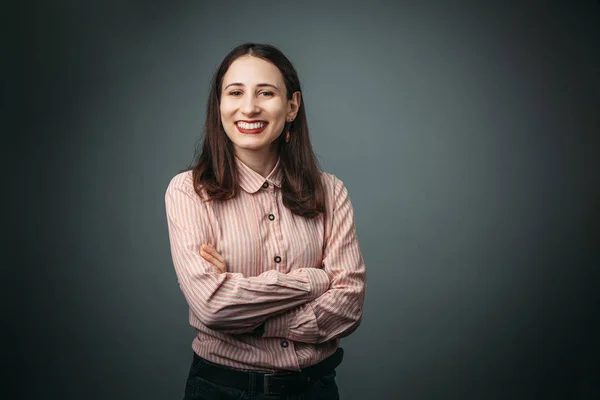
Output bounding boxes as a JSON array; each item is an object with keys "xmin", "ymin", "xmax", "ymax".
[{"xmin": 236, "ymin": 121, "xmax": 268, "ymax": 134}]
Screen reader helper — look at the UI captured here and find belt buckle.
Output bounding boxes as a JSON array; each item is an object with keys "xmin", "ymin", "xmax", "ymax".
[{"xmin": 263, "ymin": 372, "xmax": 293, "ymax": 395}]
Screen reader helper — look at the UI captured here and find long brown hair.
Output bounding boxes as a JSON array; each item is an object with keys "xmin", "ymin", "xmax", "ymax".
[{"xmin": 187, "ymin": 43, "xmax": 325, "ymax": 218}]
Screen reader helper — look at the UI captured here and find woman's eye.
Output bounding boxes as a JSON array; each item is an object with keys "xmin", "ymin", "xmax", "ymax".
[
  {"xmin": 230, "ymin": 91, "xmax": 242, "ymax": 96},
  {"xmin": 260, "ymin": 91, "xmax": 274, "ymax": 97}
]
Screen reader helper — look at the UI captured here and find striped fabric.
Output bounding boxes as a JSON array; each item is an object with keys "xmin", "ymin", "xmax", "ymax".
[{"xmin": 165, "ymin": 156, "xmax": 366, "ymax": 372}]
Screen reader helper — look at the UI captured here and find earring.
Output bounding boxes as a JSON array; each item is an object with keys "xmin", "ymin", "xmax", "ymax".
[{"xmin": 285, "ymin": 131, "xmax": 290, "ymax": 142}]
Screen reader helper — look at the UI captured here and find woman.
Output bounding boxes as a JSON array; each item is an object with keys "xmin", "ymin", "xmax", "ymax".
[{"xmin": 165, "ymin": 43, "xmax": 367, "ymax": 400}]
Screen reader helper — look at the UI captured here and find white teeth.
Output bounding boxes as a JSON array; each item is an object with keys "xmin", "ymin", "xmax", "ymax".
[{"xmin": 237, "ymin": 121, "xmax": 266, "ymax": 130}]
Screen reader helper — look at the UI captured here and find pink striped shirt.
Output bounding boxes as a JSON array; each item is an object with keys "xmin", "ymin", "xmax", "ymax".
[{"xmin": 165, "ymin": 156, "xmax": 366, "ymax": 372}]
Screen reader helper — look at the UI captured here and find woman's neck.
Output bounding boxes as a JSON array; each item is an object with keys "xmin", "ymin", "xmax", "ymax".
[{"xmin": 234, "ymin": 147, "xmax": 279, "ymax": 178}]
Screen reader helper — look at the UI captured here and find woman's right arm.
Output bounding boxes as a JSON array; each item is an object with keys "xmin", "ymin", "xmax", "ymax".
[{"xmin": 165, "ymin": 175, "xmax": 330, "ymax": 334}]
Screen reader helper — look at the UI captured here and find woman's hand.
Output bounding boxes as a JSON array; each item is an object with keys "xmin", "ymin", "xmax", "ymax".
[{"xmin": 200, "ymin": 244, "xmax": 227, "ymax": 273}]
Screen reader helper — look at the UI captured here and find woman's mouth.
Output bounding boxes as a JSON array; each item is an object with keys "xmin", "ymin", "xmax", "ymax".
[{"xmin": 236, "ymin": 121, "xmax": 268, "ymax": 134}]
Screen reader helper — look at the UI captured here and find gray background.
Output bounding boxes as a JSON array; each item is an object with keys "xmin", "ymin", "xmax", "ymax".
[{"xmin": 8, "ymin": 1, "xmax": 599, "ymax": 399}]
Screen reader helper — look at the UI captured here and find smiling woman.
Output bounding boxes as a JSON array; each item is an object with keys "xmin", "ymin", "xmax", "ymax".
[
  {"xmin": 164, "ymin": 43, "xmax": 367, "ymax": 400},
  {"xmin": 189, "ymin": 43, "xmax": 326, "ymax": 218}
]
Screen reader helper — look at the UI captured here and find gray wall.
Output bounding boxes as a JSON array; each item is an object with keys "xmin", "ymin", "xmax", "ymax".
[{"xmin": 10, "ymin": 1, "xmax": 599, "ymax": 399}]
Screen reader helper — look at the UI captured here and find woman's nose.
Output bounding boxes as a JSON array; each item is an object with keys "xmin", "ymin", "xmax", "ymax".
[{"xmin": 241, "ymin": 95, "xmax": 259, "ymax": 114}]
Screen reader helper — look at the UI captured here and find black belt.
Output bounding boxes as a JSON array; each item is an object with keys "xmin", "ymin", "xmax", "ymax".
[{"xmin": 191, "ymin": 347, "xmax": 343, "ymax": 395}]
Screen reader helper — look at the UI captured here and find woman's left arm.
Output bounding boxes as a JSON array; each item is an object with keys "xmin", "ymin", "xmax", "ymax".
[{"xmin": 261, "ymin": 177, "xmax": 367, "ymax": 343}]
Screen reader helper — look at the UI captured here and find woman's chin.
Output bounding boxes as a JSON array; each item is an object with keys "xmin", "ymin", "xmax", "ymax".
[{"xmin": 232, "ymin": 141, "xmax": 269, "ymax": 153}]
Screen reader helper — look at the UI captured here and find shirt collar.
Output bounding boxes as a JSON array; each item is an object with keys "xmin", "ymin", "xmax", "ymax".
[{"xmin": 235, "ymin": 156, "xmax": 283, "ymax": 194}]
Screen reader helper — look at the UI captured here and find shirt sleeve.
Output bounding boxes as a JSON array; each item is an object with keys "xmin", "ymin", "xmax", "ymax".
[
  {"xmin": 165, "ymin": 176, "xmax": 331, "ymax": 334},
  {"xmin": 261, "ymin": 177, "xmax": 367, "ymax": 343}
]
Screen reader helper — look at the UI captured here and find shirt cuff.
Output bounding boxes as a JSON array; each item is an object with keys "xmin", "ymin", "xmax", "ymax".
[{"xmin": 303, "ymin": 267, "xmax": 330, "ymax": 299}]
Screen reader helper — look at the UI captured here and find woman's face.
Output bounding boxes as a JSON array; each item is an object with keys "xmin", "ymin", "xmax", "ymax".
[{"xmin": 220, "ymin": 55, "xmax": 300, "ymax": 158}]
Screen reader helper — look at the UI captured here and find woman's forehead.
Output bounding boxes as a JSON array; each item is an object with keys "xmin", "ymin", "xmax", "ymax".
[{"xmin": 223, "ymin": 55, "xmax": 284, "ymax": 88}]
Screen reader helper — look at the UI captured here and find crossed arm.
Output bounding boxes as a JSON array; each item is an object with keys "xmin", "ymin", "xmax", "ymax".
[
  {"xmin": 166, "ymin": 175, "xmax": 366, "ymax": 343},
  {"xmin": 199, "ymin": 180, "xmax": 367, "ymax": 344}
]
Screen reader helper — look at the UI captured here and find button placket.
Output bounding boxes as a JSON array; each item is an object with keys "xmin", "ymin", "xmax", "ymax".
[
  {"xmin": 267, "ymin": 185, "xmax": 286, "ymax": 270},
  {"xmin": 257, "ymin": 182, "xmax": 278, "ymax": 272}
]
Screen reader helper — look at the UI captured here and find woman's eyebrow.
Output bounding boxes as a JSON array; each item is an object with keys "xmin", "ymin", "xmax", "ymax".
[
  {"xmin": 256, "ymin": 83, "xmax": 280, "ymax": 91},
  {"xmin": 224, "ymin": 82, "xmax": 280, "ymax": 91}
]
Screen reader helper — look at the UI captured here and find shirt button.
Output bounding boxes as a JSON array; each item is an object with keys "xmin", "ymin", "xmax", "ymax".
[
  {"xmin": 262, "ymin": 182, "xmax": 269, "ymax": 189},
  {"xmin": 268, "ymin": 214, "xmax": 275, "ymax": 221},
  {"xmin": 281, "ymin": 340, "xmax": 289, "ymax": 348},
  {"xmin": 274, "ymin": 256, "xmax": 282, "ymax": 263}
]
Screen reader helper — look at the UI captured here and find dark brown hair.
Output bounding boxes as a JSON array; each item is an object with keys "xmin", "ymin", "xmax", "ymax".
[{"xmin": 187, "ymin": 43, "xmax": 325, "ymax": 218}]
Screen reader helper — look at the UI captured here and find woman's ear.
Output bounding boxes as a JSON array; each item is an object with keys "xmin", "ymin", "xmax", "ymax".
[{"xmin": 287, "ymin": 91, "xmax": 301, "ymax": 121}]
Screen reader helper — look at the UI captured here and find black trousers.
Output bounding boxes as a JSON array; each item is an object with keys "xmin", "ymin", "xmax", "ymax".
[{"xmin": 183, "ymin": 350, "xmax": 342, "ymax": 400}]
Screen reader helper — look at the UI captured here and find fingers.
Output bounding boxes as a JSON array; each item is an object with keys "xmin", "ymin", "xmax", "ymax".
[
  {"xmin": 200, "ymin": 244, "xmax": 226, "ymax": 273},
  {"xmin": 200, "ymin": 250, "xmax": 225, "ymax": 272},
  {"xmin": 202, "ymin": 244, "xmax": 225, "ymax": 264}
]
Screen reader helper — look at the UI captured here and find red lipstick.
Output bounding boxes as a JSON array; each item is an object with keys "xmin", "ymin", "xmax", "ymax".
[{"xmin": 235, "ymin": 121, "xmax": 268, "ymax": 134}]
